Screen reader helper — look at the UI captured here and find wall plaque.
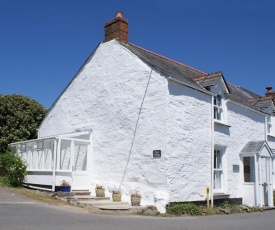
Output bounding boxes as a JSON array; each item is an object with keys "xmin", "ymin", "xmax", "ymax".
[{"xmin": 153, "ymin": 150, "xmax": 161, "ymax": 158}]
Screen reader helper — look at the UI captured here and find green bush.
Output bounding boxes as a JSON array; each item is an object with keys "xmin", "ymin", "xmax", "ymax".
[
  {"xmin": 166, "ymin": 203, "xmax": 205, "ymax": 216},
  {"xmin": 0, "ymin": 152, "xmax": 27, "ymax": 187},
  {"xmin": 0, "ymin": 94, "xmax": 46, "ymax": 153}
]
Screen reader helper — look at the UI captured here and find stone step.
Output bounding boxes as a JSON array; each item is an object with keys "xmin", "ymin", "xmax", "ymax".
[
  {"xmin": 69, "ymin": 198, "xmax": 147, "ymax": 213},
  {"xmin": 67, "ymin": 195, "xmax": 110, "ymax": 201},
  {"xmin": 75, "ymin": 200, "xmax": 129, "ymax": 207},
  {"xmin": 71, "ymin": 190, "xmax": 91, "ymax": 196}
]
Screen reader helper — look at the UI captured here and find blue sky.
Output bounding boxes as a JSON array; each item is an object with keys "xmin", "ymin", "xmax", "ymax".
[{"xmin": 1, "ymin": 0, "xmax": 274, "ymax": 109}]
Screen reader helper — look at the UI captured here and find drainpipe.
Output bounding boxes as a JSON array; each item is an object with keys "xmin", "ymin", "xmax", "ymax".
[{"xmin": 210, "ymin": 95, "xmax": 214, "ymax": 207}]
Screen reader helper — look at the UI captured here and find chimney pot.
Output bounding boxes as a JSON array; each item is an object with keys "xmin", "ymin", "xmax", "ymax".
[
  {"xmin": 116, "ymin": 11, "xmax": 123, "ymax": 18},
  {"xmin": 266, "ymin": 86, "xmax": 272, "ymax": 92}
]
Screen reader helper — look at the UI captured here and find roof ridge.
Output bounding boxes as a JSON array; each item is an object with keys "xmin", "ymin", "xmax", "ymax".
[
  {"xmin": 248, "ymin": 97, "xmax": 272, "ymax": 102},
  {"xmin": 194, "ymin": 72, "xmax": 222, "ymax": 81},
  {"xmin": 129, "ymin": 43, "xmax": 206, "ymax": 75}
]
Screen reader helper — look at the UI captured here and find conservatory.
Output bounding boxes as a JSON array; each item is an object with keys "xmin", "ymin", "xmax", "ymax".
[{"xmin": 10, "ymin": 131, "xmax": 91, "ymax": 192}]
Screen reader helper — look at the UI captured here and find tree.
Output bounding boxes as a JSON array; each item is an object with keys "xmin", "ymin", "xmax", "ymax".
[{"xmin": 0, "ymin": 94, "xmax": 47, "ymax": 153}]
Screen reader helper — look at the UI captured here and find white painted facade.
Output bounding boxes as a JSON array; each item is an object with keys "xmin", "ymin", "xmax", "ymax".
[{"xmin": 10, "ymin": 39, "xmax": 275, "ymax": 212}]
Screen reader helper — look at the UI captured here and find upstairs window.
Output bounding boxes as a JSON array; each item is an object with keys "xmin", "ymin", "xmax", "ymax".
[
  {"xmin": 214, "ymin": 95, "xmax": 223, "ymax": 121},
  {"xmin": 267, "ymin": 115, "xmax": 272, "ymax": 135}
]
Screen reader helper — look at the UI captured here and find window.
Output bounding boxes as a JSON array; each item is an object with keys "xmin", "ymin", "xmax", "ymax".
[
  {"xmin": 214, "ymin": 149, "xmax": 223, "ymax": 190},
  {"xmin": 243, "ymin": 156, "xmax": 255, "ymax": 182},
  {"xmin": 267, "ymin": 115, "xmax": 272, "ymax": 135},
  {"xmin": 214, "ymin": 95, "xmax": 223, "ymax": 121}
]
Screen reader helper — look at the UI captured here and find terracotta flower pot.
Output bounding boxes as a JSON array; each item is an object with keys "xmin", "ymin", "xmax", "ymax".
[
  {"xmin": 112, "ymin": 193, "xmax": 122, "ymax": 202},
  {"xmin": 131, "ymin": 196, "xmax": 141, "ymax": 206},
  {"xmin": 95, "ymin": 188, "xmax": 105, "ymax": 197}
]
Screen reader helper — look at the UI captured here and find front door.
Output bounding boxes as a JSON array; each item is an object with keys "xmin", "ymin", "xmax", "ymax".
[{"xmin": 259, "ymin": 156, "xmax": 270, "ymax": 206}]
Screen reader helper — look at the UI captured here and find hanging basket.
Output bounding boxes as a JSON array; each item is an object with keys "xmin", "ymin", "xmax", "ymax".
[{"xmin": 95, "ymin": 188, "xmax": 105, "ymax": 197}]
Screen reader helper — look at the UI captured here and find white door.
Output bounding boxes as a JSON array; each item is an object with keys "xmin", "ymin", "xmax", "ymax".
[
  {"xmin": 259, "ymin": 156, "xmax": 270, "ymax": 206},
  {"xmin": 242, "ymin": 156, "xmax": 256, "ymax": 206},
  {"xmin": 71, "ymin": 141, "xmax": 90, "ymax": 190}
]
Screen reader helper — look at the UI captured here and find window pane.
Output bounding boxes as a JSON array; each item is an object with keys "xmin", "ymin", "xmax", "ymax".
[
  {"xmin": 214, "ymin": 171, "xmax": 222, "ymax": 189},
  {"xmin": 214, "ymin": 150, "xmax": 221, "ymax": 169},
  {"xmin": 217, "ymin": 95, "xmax": 222, "ymax": 106},
  {"xmin": 243, "ymin": 157, "xmax": 255, "ymax": 182}
]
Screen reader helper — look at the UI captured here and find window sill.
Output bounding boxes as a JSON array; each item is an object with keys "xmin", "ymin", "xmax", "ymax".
[
  {"xmin": 267, "ymin": 134, "xmax": 275, "ymax": 138},
  {"xmin": 214, "ymin": 120, "xmax": 231, "ymax": 127},
  {"xmin": 243, "ymin": 182, "xmax": 255, "ymax": 185}
]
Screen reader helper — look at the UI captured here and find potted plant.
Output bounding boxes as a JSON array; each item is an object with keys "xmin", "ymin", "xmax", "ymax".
[
  {"xmin": 95, "ymin": 184, "xmax": 105, "ymax": 197},
  {"xmin": 112, "ymin": 188, "xmax": 122, "ymax": 202},
  {"xmin": 130, "ymin": 189, "xmax": 141, "ymax": 206},
  {"xmin": 60, "ymin": 180, "xmax": 71, "ymax": 192}
]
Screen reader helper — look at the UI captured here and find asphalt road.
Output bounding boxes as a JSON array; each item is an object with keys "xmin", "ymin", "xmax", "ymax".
[{"xmin": 1, "ymin": 186, "xmax": 275, "ymax": 230}]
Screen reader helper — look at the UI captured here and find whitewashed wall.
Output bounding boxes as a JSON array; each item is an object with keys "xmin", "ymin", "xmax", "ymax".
[
  {"xmin": 166, "ymin": 81, "xmax": 212, "ymax": 202},
  {"xmin": 214, "ymin": 102, "xmax": 266, "ymax": 199},
  {"xmin": 39, "ymin": 40, "xmax": 170, "ymax": 211}
]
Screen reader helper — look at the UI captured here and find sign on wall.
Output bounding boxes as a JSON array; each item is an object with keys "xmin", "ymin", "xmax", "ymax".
[{"xmin": 153, "ymin": 150, "xmax": 161, "ymax": 158}]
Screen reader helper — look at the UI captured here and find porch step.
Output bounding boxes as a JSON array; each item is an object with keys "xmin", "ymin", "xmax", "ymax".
[
  {"xmin": 71, "ymin": 190, "xmax": 91, "ymax": 196},
  {"xmin": 67, "ymin": 195, "xmax": 110, "ymax": 201},
  {"xmin": 66, "ymin": 194, "xmax": 145, "ymax": 213},
  {"xmin": 75, "ymin": 200, "xmax": 129, "ymax": 208}
]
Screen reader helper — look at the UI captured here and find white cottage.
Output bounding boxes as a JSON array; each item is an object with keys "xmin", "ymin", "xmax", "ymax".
[{"xmin": 10, "ymin": 12, "xmax": 275, "ymax": 212}]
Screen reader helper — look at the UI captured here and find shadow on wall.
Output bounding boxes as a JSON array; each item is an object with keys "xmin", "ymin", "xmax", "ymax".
[
  {"xmin": 168, "ymin": 81, "xmax": 211, "ymax": 103},
  {"xmin": 227, "ymin": 103, "xmax": 265, "ymax": 124},
  {"xmin": 214, "ymin": 123, "xmax": 230, "ymax": 136}
]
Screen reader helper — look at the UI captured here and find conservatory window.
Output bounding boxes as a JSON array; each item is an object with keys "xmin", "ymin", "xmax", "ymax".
[{"xmin": 214, "ymin": 95, "xmax": 223, "ymax": 121}]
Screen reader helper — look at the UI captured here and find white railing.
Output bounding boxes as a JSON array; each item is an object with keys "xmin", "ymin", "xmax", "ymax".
[{"xmin": 10, "ymin": 131, "xmax": 91, "ymax": 191}]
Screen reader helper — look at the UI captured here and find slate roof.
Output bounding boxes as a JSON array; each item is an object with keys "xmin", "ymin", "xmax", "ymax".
[
  {"xmin": 194, "ymin": 76, "xmax": 220, "ymax": 88},
  {"xmin": 249, "ymin": 98, "xmax": 272, "ymax": 109},
  {"xmin": 119, "ymin": 41, "xmax": 272, "ymax": 114},
  {"xmin": 240, "ymin": 141, "xmax": 266, "ymax": 155},
  {"xmin": 223, "ymin": 83, "xmax": 264, "ymax": 112},
  {"xmin": 120, "ymin": 42, "xmax": 208, "ymax": 92}
]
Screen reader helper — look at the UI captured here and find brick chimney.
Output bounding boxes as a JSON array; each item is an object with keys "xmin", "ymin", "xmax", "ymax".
[
  {"xmin": 265, "ymin": 86, "xmax": 275, "ymax": 101},
  {"xmin": 104, "ymin": 11, "xmax": 128, "ymax": 43}
]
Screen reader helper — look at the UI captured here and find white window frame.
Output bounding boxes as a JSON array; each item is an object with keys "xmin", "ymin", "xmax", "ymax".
[
  {"xmin": 243, "ymin": 156, "xmax": 255, "ymax": 183},
  {"xmin": 267, "ymin": 115, "xmax": 272, "ymax": 135},
  {"xmin": 214, "ymin": 95, "xmax": 223, "ymax": 121},
  {"xmin": 213, "ymin": 149, "xmax": 224, "ymax": 192}
]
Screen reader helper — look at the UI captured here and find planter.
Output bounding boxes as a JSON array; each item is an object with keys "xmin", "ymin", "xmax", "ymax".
[
  {"xmin": 131, "ymin": 196, "xmax": 141, "ymax": 206},
  {"xmin": 61, "ymin": 186, "xmax": 71, "ymax": 192},
  {"xmin": 95, "ymin": 188, "xmax": 105, "ymax": 197},
  {"xmin": 112, "ymin": 193, "xmax": 122, "ymax": 202}
]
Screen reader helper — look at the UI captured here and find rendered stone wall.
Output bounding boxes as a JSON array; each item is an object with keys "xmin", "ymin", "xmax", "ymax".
[
  {"xmin": 214, "ymin": 102, "xmax": 266, "ymax": 198},
  {"xmin": 39, "ymin": 40, "xmax": 170, "ymax": 211},
  {"xmin": 166, "ymin": 81, "xmax": 212, "ymax": 202}
]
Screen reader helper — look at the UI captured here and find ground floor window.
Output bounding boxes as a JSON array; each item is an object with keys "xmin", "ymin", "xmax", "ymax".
[
  {"xmin": 243, "ymin": 156, "xmax": 255, "ymax": 182},
  {"xmin": 214, "ymin": 149, "xmax": 223, "ymax": 190}
]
